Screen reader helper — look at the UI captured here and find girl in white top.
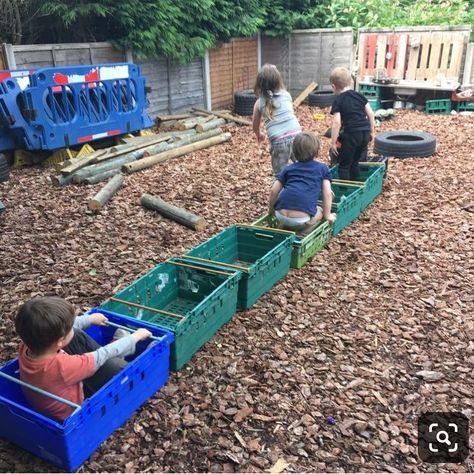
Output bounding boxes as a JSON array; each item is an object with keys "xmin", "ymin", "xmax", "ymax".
[{"xmin": 252, "ymin": 64, "xmax": 301, "ymax": 175}]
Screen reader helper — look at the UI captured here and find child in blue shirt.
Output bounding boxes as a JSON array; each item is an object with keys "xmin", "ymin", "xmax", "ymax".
[{"xmin": 269, "ymin": 132, "xmax": 336, "ymax": 236}]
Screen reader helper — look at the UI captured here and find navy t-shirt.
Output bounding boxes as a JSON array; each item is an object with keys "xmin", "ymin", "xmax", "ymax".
[
  {"xmin": 275, "ymin": 160, "xmax": 332, "ymax": 216},
  {"xmin": 331, "ymin": 90, "xmax": 370, "ymax": 132}
]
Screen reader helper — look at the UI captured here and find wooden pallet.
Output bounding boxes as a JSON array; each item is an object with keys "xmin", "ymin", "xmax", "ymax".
[{"xmin": 358, "ymin": 28, "xmax": 469, "ymax": 83}]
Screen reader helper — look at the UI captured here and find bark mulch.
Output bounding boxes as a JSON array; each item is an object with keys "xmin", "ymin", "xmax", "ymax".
[{"xmin": 0, "ymin": 107, "xmax": 473, "ymax": 473}]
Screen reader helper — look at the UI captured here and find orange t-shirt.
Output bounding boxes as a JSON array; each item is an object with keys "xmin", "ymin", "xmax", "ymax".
[{"xmin": 18, "ymin": 342, "xmax": 96, "ymax": 421}]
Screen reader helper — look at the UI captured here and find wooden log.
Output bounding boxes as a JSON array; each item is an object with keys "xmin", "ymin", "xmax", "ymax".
[
  {"xmin": 73, "ymin": 150, "xmax": 144, "ymax": 183},
  {"xmin": 123, "ymin": 132, "xmax": 231, "ymax": 174},
  {"xmin": 51, "ymin": 173, "xmax": 75, "ymax": 187},
  {"xmin": 83, "ymin": 168, "xmax": 121, "ymax": 185},
  {"xmin": 140, "ymin": 193, "xmax": 207, "ymax": 231},
  {"xmin": 87, "ymin": 174, "xmax": 124, "ymax": 211},
  {"xmin": 175, "ymin": 116, "xmax": 210, "ymax": 131},
  {"xmin": 293, "ymin": 81, "xmax": 318, "ymax": 107},
  {"xmin": 196, "ymin": 118, "xmax": 226, "ymax": 133},
  {"xmin": 60, "ymin": 150, "xmax": 107, "ymax": 174},
  {"xmin": 143, "ymin": 128, "xmax": 223, "ymax": 157},
  {"xmin": 159, "ymin": 119, "xmax": 178, "ymax": 130},
  {"xmin": 156, "ymin": 113, "xmax": 192, "ymax": 122},
  {"xmin": 192, "ymin": 107, "xmax": 252, "ymax": 126}
]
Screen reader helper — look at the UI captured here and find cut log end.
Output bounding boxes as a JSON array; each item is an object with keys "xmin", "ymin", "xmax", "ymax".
[
  {"xmin": 194, "ymin": 219, "xmax": 207, "ymax": 232},
  {"xmin": 87, "ymin": 199, "xmax": 101, "ymax": 211}
]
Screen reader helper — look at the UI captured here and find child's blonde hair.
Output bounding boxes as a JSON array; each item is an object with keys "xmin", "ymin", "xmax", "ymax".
[
  {"xmin": 254, "ymin": 64, "xmax": 284, "ymax": 120},
  {"xmin": 292, "ymin": 132, "xmax": 320, "ymax": 162},
  {"xmin": 329, "ymin": 67, "xmax": 352, "ymax": 90}
]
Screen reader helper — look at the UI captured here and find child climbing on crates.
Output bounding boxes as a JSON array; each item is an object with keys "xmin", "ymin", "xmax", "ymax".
[
  {"xmin": 252, "ymin": 64, "xmax": 302, "ymax": 175},
  {"xmin": 268, "ymin": 132, "xmax": 336, "ymax": 236},
  {"xmin": 329, "ymin": 67, "xmax": 375, "ymax": 181},
  {"xmin": 15, "ymin": 296, "xmax": 152, "ymax": 421}
]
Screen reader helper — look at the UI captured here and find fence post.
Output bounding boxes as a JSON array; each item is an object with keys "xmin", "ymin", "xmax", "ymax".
[
  {"xmin": 203, "ymin": 51, "xmax": 212, "ymax": 110},
  {"xmin": 462, "ymin": 43, "xmax": 473, "ymax": 86},
  {"xmin": 2, "ymin": 43, "xmax": 16, "ymax": 69},
  {"xmin": 257, "ymin": 31, "xmax": 262, "ymax": 70}
]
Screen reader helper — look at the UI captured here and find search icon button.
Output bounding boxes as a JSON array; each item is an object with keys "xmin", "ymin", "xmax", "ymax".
[{"xmin": 436, "ymin": 431, "xmax": 451, "ymax": 446}]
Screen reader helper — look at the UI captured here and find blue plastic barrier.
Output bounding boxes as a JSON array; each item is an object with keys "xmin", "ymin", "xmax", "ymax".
[
  {"xmin": 0, "ymin": 309, "xmax": 173, "ymax": 471},
  {"xmin": 0, "ymin": 63, "xmax": 153, "ymax": 152}
]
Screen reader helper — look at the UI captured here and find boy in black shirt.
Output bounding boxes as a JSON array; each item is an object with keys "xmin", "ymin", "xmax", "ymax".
[{"xmin": 329, "ymin": 67, "xmax": 375, "ymax": 181}]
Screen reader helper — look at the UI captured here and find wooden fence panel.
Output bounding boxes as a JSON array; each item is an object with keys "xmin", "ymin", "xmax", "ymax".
[
  {"xmin": 262, "ymin": 29, "xmax": 353, "ymax": 97},
  {"xmin": 9, "ymin": 42, "xmax": 126, "ymax": 69},
  {"xmin": 209, "ymin": 37, "xmax": 258, "ymax": 110}
]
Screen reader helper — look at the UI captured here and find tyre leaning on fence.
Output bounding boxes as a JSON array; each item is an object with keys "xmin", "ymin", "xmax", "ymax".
[
  {"xmin": 374, "ymin": 131, "xmax": 436, "ymax": 158},
  {"xmin": 234, "ymin": 90, "xmax": 257, "ymax": 116},
  {"xmin": 308, "ymin": 91, "xmax": 335, "ymax": 108},
  {"xmin": 0, "ymin": 154, "xmax": 10, "ymax": 183}
]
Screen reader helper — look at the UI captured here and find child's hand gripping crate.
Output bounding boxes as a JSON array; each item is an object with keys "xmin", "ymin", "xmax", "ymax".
[
  {"xmin": 101, "ymin": 258, "xmax": 242, "ymax": 370},
  {"xmin": 331, "ymin": 162, "xmax": 385, "ymax": 211},
  {"xmin": 181, "ymin": 225, "xmax": 295, "ymax": 309},
  {"xmin": 321, "ymin": 182, "xmax": 365, "ymax": 235},
  {"xmin": 251, "ymin": 214, "xmax": 333, "ymax": 269},
  {"xmin": 0, "ymin": 310, "xmax": 173, "ymax": 471}
]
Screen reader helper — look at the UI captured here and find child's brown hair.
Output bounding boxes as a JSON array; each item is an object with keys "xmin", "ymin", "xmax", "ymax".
[
  {"xmin": 254, "ymin": 64, "xmax": 284, "ymax": 120},
  {"xmin": 292, "ymin": 132, "xmax": 320, "ymax": 163},
  {"xmin": 15, "ymin": 297, "xmax": 76, "ymax": 354},
  {"xmin": 329, "ymin": 67, "xmax": 353, "ymax": 90}
]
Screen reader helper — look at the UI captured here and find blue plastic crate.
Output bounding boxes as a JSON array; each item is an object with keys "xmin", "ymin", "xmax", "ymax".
[
  {"xmin": 0, "ymin": 309, "xmax": 173, "ymax": 471},
  {"xmin": 182, "ymin": 225, "xmax": 295, "ymax": 309}
]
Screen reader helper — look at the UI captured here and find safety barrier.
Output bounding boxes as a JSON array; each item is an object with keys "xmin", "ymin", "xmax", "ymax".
[{"xmin": 0, "ymin": 63, "xmax": 153, "ymax": 152}]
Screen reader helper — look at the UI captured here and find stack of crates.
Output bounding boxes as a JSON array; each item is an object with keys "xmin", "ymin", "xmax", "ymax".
[
  {"xmin": 424, "ymin": 99, "xmax": 452, "ymax": 115},
  {"xmin": 359, "ymin": 84, "xmax": 381, "ymax": 111},
  {"xmin": 451, "ymin": 90, "xmax": 474, "ymax": 112}
]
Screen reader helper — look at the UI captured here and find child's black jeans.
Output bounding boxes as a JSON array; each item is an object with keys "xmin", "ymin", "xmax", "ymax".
[
  {"xmin": 64, "ymin": 329, "xmax": 127, "ymax": 397},
  {"xmin": 337, "ymin": 131, "xmax": 371, "ymax": 181}
]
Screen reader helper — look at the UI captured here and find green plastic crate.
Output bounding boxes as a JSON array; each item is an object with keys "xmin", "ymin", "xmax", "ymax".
[
  {"xmin": 319, "ymin": 182, "xmax": 364, "ymax": 235},
  {"xmin": 425, "ymin": 99, "xmax": 451, "ymax": 114},
  {"xmin": 456, "ymin": 100, "xmax": 474, "ymax": 112},
  {"xmin": 367, "ymin": 98, "xmax": 381, "ymax": 111},
  {"xmin": 250, "ymin": 214, "xmax": 332, "ymax": 269},
  {"xmin": 331, "ymin": 162, "xmax": 385, "ymax": 211},
  {"xmin": 182, "ymin": 225, "xmax": 295, "ymax": 309},
  {"xmin": 359, "ymin": 84, "xmax": 381, "ymax": 99},
  {"xmin": 101, "ymin": 258, "xmax": 241, "ymax": 371}
]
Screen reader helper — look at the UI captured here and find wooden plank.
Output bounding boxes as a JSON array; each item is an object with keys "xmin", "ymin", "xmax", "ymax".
[
  {"xmin": 395, "ymin": 33, "xmax": 408, "ymax": 80},
  {"xmin": 447, "ymin": 32, "xmax": 465, "ymax": 80},
  {"xmin": 462, "ymin": 43, "xmax": 474, "ymax": 86},
  {"xmin": 415, "ymin": 32, "xmax": 431, "ymax": 80},
  {"xmin": 438, "ymin": 32, "xmax": 452, "ymax": 77},
  {"xmin": 293, "ymin": 81, "xmax": 318, "ymax": 107},
  {"xmin": 385, "ymin": 34, "xmax": 397, "ymax": 77},
  {"xmin": 428, "ymin": 32, "xmax": 443, "ymax": 79},
  {"xmin": 375, "ymin": 34, "xmax": 387, "ymax": 70},
  {"xmin": 406, "ymin": 34, "xmax": 422, "ymax": 80},
  {"xmin": 367, "ymin": 35, "xmax": 377, "ymax": 74}
]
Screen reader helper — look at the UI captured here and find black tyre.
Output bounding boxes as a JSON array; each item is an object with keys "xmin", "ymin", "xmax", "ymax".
[
  {"xmin": 373, "ymin": 131, "xmax": 436, "ymax": 158},
  {"xmin": 308, "ymin": 91, "xmax": 335, "ymax": 108},
  {"xmin": 234, "ymin": 89, "xmax": 257, "ymax": 116},
  {"xmin": 0, "ymin": 153, "xmax": 9, "ymax": 183}
]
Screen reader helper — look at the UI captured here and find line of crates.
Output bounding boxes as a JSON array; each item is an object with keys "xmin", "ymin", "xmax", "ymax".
[
  {"xmin": 0, "ymin": 157, "xmax": 387, "ymax": 470},
  {"xmin": 0, "ymin": 63, "xmax": 153, "ymax": 153}
]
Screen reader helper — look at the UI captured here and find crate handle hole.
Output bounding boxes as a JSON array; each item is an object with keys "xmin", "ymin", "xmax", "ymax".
[
  {"xmin": 129, "ymin": 380, "xmax": 134, "ymax": 391},
  {"xmin": 114, "ymin": 394, "xmax": 119, "ymax": 405},
  {"xmin": 101, "ymin": 406, "xmax": 106, "ymax": 417},
  {"xmin": 140, "ymin": 371, "xmax": 145, "ymax": 381}
]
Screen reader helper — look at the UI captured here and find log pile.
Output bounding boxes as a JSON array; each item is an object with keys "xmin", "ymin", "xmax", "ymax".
[{"xmin": 49, "ymin": 107, "xmax": 245, "ymax": 213}]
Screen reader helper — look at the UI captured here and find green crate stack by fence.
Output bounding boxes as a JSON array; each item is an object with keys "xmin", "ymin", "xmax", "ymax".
[
  {"xmin": 455, "ymin": 100, "xmax": 474, "ymax": 112},
  {"xmin": 425, "ymin": 99, "xmax": 451, "ymax": 114},
  {"xmin": 101, "ymin": 258, "xmax": 241, "ymax": 371},
  {"xmin": 367, "ymin": 98, "xmax": 382, "ymax": 112},
  {"xmin": 182, "ymin": 225, "xmax": 295, "ymax": 309},
  {"xmin": 321, "ymin": 182, "xmax": 364, "ymax": 235},
  {"xmin": 250, "ymin": 215, "xmax": 333, "ymax": 269},
  {"xmin": 331, "ymin": 162, "xmax": 385, "ymax": 211},
  {"xmin": 359, "ymin": 84, "xmax": 381, "ymax": 99}
]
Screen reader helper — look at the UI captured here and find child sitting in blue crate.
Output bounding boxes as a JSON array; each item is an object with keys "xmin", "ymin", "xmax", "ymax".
[
  {"xmin": 15, "ymin": 296, "xmax": 152, "ymax": 421},
  {"xmin": 269, "ymin": 131, "xmax": 336, "ymax": 236}
]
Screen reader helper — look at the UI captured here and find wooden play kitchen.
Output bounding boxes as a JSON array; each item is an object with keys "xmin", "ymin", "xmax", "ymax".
[{"xmin": 356, "ymin": 26, "xmax": 471, "ymax": 110}]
